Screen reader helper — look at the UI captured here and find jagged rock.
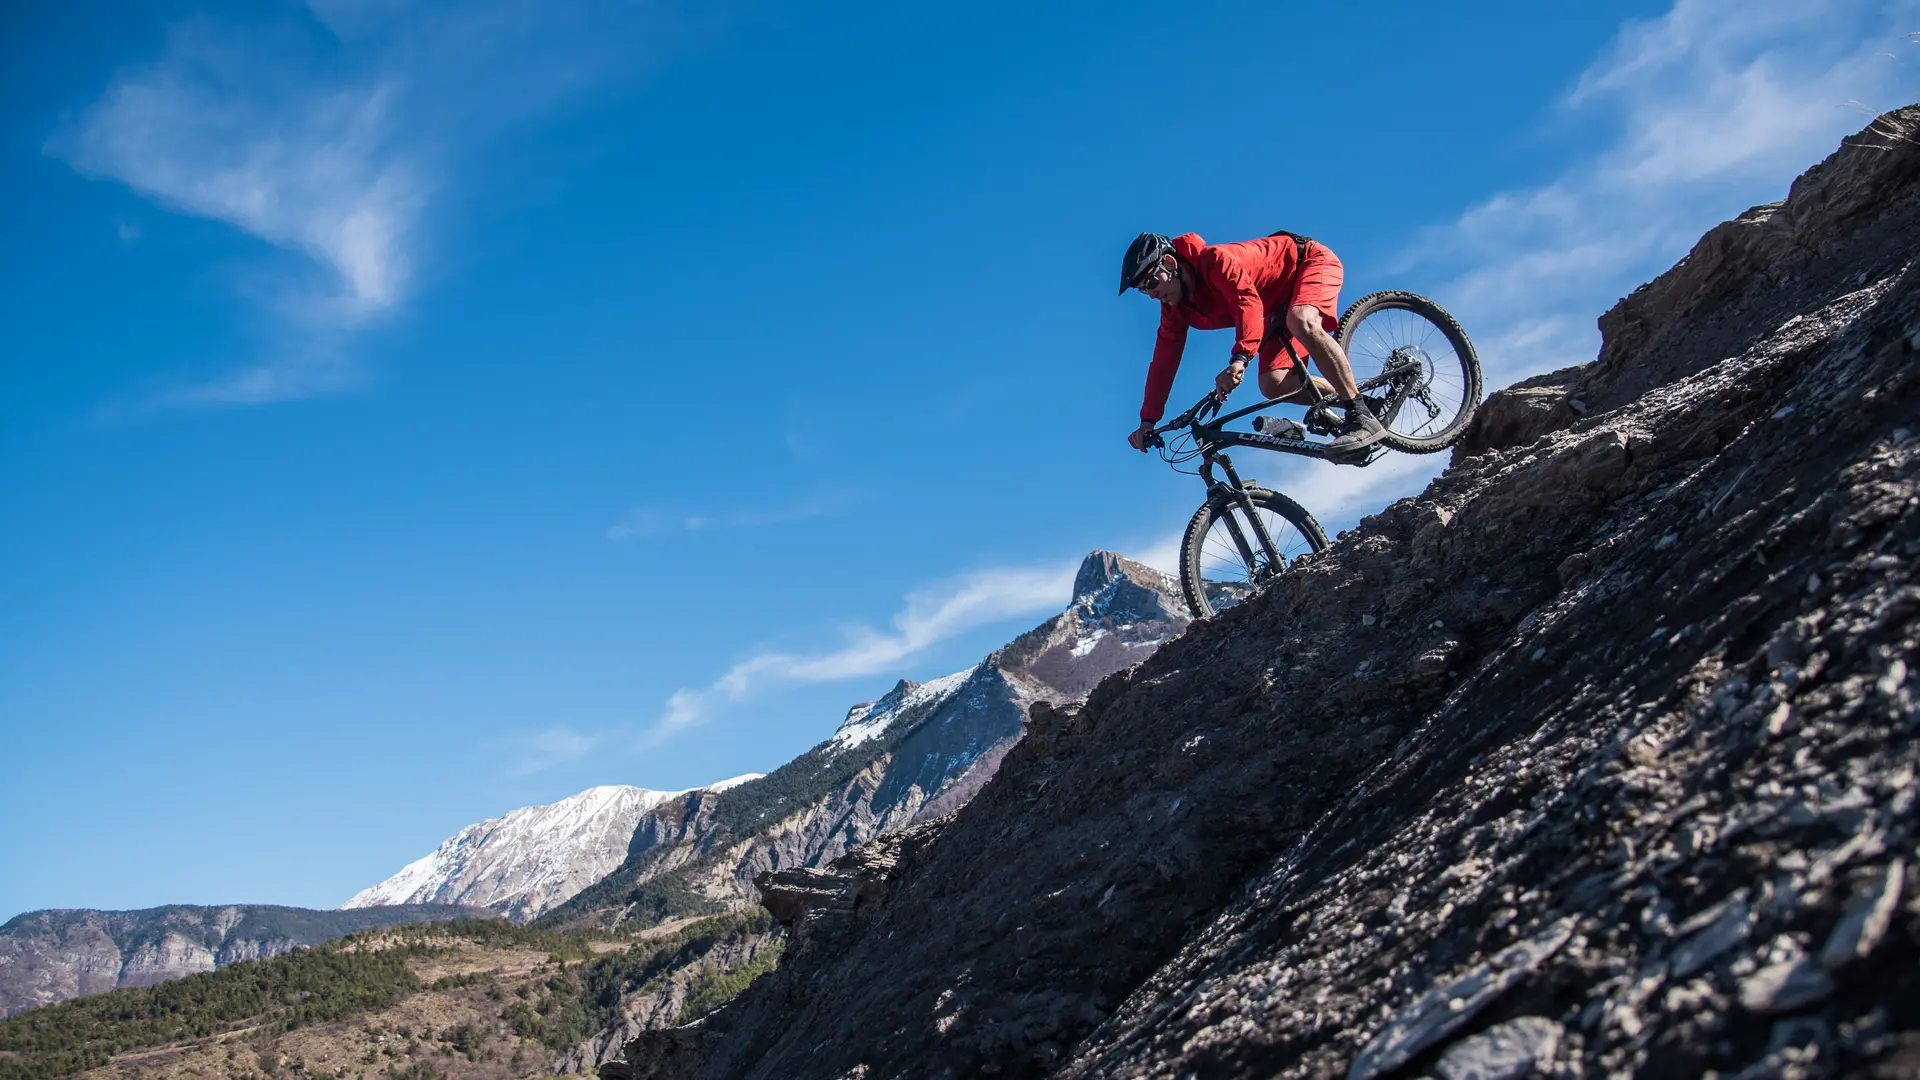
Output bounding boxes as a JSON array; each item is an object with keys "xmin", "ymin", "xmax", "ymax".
[
  {"xmin": 1346, "ymin": 919, "xmax": 1574, "ymax": 1080},
  {"xmin": 756, "ymin": 869, "xmax": 851, "ymax": 932},
  {"xmin": 1738, "ymin": 938, "xmax": 1836, "ymax": 1015},
  {"xmin": 1669, "ymin": 892, "xmax": 1755, "ymax": 978},
  {"xmin": 754, "ymin": 827, "xmax": 922, "ymax": 941},
  {"xmin": 1450, "ymin": 366, "xmax": 1585, "ymax": 464},
  {"xmin": 1817, "ymin": 857, "xmax": 1905, "ymax": 969},
  {"xmin": 605, "ymin": 1025, "xmax": 707, "ymax": 1080},
  {"xmin": 558, "ymin": 932, "xmax": 781, "ymax": 1073},
  {"xmin": 1431, "ymin": 1016, "xmax": 1563, "ymax": 1080}
]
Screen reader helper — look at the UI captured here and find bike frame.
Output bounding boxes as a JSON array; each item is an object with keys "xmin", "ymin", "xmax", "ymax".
[{"xmin": 1149, "ymin": 354, "xmax": 1419, "ymax": 585}]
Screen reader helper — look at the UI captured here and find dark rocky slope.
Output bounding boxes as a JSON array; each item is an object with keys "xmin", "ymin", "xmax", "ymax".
[{"xmin": 633, "ymin": 107, "xmax": 1920, "ymax": 1079}]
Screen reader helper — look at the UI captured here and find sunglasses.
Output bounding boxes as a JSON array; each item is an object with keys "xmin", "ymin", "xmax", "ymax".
[{"xmin": 1135, "ymin": 263, "xmax": 1174, "ymax": 293}]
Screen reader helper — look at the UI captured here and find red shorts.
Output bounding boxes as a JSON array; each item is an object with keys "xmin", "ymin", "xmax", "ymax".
[{"xmin": 1258, "ymin": 240, "xmax": 1344, "ymax": 372}]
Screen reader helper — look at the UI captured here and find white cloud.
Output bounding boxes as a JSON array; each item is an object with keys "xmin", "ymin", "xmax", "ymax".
[
  {"xmin": 55, "ymin": 1, "xmax": 664, "ymax": 407},
  {"xmin": 509, "ymin": 725, "xmax": 601, "ymax": 774},
  {"xmin": 643, "ymin": 560, "xmax": 1077, "ymax": 743},
  {"xmin": 1128, "ymin": 533, "xmax": 1183, "ymax": 577},
  {"xmin": 607, "ymin": 487, "xmax": 866, "ymax": 541}
]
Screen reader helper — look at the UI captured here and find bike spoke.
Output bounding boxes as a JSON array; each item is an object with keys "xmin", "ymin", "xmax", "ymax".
[
  {"xmin": 1195, "ymin": 503, "xmax": 1316, "ymax": 610},
  {"xmin": 1343, "ymin": 301, "xmax": 1472, "ymax": 443}
]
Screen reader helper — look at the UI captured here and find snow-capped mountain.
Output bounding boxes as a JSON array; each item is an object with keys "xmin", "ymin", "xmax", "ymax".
[{"xmin": 342, "ymin": 779, "xmax": 759, "ymax": 922}]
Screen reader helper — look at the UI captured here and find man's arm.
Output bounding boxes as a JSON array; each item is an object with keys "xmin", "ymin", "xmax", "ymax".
[
  {"xmin": 1139, "ymin": 310, "xmax": 1190, "ymax": 423},
  {"xmin": 1204, "ymin": 252, "xmax": 1267, "ymax": 362}
]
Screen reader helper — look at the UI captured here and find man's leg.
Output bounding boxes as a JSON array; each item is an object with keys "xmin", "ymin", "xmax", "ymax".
[
  {"xmin": 1289, "ymin": 303, "xmax": 1385, "ymax": 457},
  {"xmin": 1285, "ymin": 305, "xmax": 1359, "ymax": 402},
  {"xmin": 1255, "ymin": 362, "xmax": 1335, "ymax": 403}
]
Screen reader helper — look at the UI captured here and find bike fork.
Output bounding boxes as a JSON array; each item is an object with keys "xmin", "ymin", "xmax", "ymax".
[{"xmin": 1204, "ymin": 453, "xmax": 1287, "ymax": 581}]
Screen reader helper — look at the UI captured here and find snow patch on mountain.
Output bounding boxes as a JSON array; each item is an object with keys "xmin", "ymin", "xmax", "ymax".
[
  {"xmin": 1069, "ymin": 627, "xmax": 1108, "ymax": 659},
  {"xmin": 830, "ymin": 667, "xmax": 975, "ymax": 752},
  {"xmin": 704, "ymin": 772, "xmax": 765, "ymax": 794}
]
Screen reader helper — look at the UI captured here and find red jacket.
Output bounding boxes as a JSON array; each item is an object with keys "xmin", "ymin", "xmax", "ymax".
[{"xmin": 1138, "ymin": 232, "xmax": 1308, "ymax": 422}]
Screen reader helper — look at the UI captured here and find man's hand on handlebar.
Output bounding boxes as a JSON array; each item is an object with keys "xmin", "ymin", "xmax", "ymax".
[
  {"xmin": 1128, "ymin": 420, "xmax": 1156, "ymax": 453},
  {"xmin": 1214, "ymin": 353, "xmax": 1251, "ymax": 400}
]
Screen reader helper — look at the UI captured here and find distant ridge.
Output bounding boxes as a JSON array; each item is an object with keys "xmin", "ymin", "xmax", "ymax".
[{"xmin": 0, "ymin": 902, "xmax": 481, "ymax": 1017}]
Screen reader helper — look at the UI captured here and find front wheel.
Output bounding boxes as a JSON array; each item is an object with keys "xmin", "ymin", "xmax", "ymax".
[
  {"xmin": 1179, "ymin": 487, "xmax": 1329, "ymax": 619},
  {"xmin": 1337, "ymin": 290, "xmax": 1482, "ymax": 453}
]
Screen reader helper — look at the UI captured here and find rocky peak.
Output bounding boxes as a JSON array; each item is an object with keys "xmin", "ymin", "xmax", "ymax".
[
  {"xmin": 1069, "ymin": 550, "xmax": 1184, "ymax": 625},
  {"xmin": 834, "ymin": 679, "xmax": 918, "ymax": 734},
  {"xmin": 828, "ymin": 668, "xmax": 976, "ymax": 753}
]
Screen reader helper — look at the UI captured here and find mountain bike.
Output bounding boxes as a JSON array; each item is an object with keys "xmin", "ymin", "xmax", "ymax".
[{"xmin": 1148, "ymin": 291, "xmax": 1481, "ymax": 618}]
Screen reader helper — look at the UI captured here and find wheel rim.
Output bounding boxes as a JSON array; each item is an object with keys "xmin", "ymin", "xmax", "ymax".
[
  {"xmin": 1347, "ymin": 305, "xmax": 1472, "ymax": 443},
  {"xmin": 1194, "ymin": 503, "xmax": 1318, "ymax": 612}
]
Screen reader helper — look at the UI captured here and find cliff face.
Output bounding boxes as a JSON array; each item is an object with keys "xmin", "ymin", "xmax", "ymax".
[
  {"xmin": 660, "ymin": 107, "xmax": 1920, "ymax": 1079},
  {"xmin": 544, "ymin": 552, "xmax": 1190, "ymax": 936},
  {"xmin": 557, "ymin": 931, "xmax": 785, "ymax": 1076},
  {"xmin": 0, "ymin": 903, "xmax": 479, "ymax": 1017}
]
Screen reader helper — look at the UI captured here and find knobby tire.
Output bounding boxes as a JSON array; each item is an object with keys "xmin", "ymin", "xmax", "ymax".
[{"xmin": 1336, "ymin": 290, "xmax": 1482, "ymax": 454}]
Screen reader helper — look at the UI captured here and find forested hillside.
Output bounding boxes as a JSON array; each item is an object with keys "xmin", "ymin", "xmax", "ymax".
[{"xmin": 0, "ymin": 916, "xmax": 773, "ymax": 1080}]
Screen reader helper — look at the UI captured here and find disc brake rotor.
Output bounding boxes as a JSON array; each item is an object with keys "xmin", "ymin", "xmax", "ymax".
[{"xmin": 1389, "ymin": 347, "xmax": 1444, "ymax": 422}]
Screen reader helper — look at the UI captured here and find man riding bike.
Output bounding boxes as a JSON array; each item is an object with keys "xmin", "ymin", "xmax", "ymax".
[{"xmin": 1120, "ymin": 231, "xmax": 1385, "ymax": 460}]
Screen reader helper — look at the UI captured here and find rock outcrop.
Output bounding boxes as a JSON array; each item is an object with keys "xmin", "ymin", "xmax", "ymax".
[
  {"xmin": 643, "ymin": 106, "xmax": 1920, "ymax": 1079},
  {"xmin": 558, "ymin": 929, "xmax": 783, "ymax": 1076}
]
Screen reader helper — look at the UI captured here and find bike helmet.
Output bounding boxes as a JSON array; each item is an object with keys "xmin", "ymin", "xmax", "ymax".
[{"xmin": 1119, "ymin": 232, "xmax": 1174, "ymax": 295}]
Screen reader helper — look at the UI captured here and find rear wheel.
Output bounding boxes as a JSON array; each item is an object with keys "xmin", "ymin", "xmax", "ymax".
[
  {"xmin": 1337, "ymin": 290, "xmax": 1481, "ymax": 453},
  {"xmin": 1179, "ymin": 486, "xmax": 1329, "ymax": 619}
]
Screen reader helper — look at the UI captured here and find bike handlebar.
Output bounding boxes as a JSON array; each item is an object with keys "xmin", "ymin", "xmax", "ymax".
[{"xmin": 1154, "ymin": 390, "xmax": 1225, "ymax": 435}]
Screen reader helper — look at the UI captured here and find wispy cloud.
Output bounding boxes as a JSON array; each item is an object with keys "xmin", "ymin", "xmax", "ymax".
[
  {"xmin": 644, "ymin": 560, "xmax": 1077, "ymax": 743},
  {"xmin": 54, "ymin": 1, "xmax": 667, "ymax": 407},
  {"xmin": 1223, "ymin": 0, "xmax": 1916, "ymax": 530},
  {"xmin": 607, "ymin": 486, "xmax": 867, "ymax": 541},
  {"xmin": 507, "ymin": 726, "xmax": 602, "ymax": 775}
]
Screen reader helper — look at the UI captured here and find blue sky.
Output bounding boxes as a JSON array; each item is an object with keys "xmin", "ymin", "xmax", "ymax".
[{"xmin": 2, "ymin": 0, "xmax": 1914, "ymax": 920}]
